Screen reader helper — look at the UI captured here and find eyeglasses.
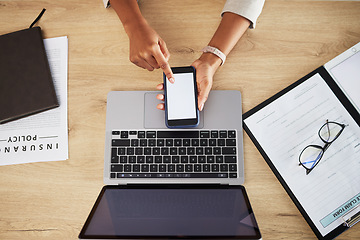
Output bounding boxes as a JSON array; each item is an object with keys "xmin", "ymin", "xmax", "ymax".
[{"xmin": 299, "ymin": 120, "xmax": 346, "ymax": 175}]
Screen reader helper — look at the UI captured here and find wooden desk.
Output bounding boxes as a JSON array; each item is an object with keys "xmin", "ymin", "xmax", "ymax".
[{"xmin": 0, "ymin": 0, "xmax": 359, "ymax": 239}]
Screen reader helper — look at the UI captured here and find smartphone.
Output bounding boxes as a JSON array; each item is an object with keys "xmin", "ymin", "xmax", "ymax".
[{"xmin": 163, "ymin": 66, "xmax": 199, "ymax": 128}]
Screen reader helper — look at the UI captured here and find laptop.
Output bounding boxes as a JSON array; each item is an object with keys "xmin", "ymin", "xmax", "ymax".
[{"xmin": 79, "ymin": 90, "xmax": 262, "ymax": 239}]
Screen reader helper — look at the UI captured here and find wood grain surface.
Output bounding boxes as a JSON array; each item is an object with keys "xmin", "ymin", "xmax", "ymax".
[{"xmin": 0, "ymin": 0, "xmax": 359, "ymax": 239}]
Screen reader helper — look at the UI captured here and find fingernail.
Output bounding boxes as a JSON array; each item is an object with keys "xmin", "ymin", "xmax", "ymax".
[
  {"xmin": 169, "ymin": 77, "xmax": 175, "ymax": 83},
  {"xmin": 199, "ymin": 103, "xmax": 204, "ymax": 111}
]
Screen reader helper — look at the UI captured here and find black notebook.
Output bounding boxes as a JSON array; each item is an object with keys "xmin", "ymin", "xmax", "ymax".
[{"xmin": 0, "ymin": 26, "xmax": 59, "ymax": 124}]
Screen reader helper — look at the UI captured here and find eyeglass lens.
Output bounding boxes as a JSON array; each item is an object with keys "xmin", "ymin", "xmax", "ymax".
[
  {"xmin": 319, "ymin": 122, "xmax": 343, "ymax": 143},
  {"xmin": 300, "ymin": 146, "xmax": 323, "ymax": 170}
]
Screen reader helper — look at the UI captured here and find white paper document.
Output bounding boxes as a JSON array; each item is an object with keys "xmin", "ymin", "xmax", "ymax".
[
  {"xmin": 244, "ymin": 74, "xmax": 360, "ymax": 236},
  {"xmin": 0, "ymin": 36, "xmax": 68, "ymax": 165}
]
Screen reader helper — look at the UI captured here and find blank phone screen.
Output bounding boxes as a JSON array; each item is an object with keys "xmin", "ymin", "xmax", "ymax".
[{"xmin": 166, "ymin": 72, "xmax": 197, "ymax": 120}]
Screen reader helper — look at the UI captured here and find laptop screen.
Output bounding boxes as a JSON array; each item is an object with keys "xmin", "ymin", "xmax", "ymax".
[{"xmin": 79, "ymin": 185, "xmax": 261, "ymax": 239}]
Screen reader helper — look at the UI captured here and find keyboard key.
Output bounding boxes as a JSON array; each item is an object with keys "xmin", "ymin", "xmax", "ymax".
[
  {"xmin": 207, "ymin": 156, "xmax": 215, "ymax": 163},
  {"xmin": 165, "ymin": 139, "xmax": 174, "ymax": 147},
  {"xmin": 228, "ymin": 130, "xmax": 236, "ymax": 138},
  {"xmin": 112, "ymin": 139, "xmax": 130, "ymax": 146},
  {"xmin": 185, "ymin": 164, "xmax": 193, "ymax": 172},
  {"xmin": 225, "ymin": 156, "xmax": 237, "ymax": 163},
  {"xmin": 205, "ymin": 147, "xmax": 212, "ymax": 155},
  {"xmin": 230, "ymin": 173, "xmax": 237, "ymax": 178},
  {"xmin": 219, "ymin": 130, "xmax": 227, "ymax": 138},
  {"xmin": 216, "ymin": 156, "xmax": 223, "ymax": 163},
  {"xmin": 146, "ymin": 131, "xmax": 156, "ymax": 138},
  {"xmin": 176, "ymin": 164, "xmax": 185, "ymax": 172},
  {"xmin": 170, "ymin": 147, "xmax": 177, "ymax": 155},
  {"xmin": 111, "ymin": 156, "xmax": 119, "ymax": 163},
  {"xmin": 157, "ymin": 131, "xmax": 199, "ymax": 138},
  {"xmin": 168, "ymin": 164, "xmax": 175, "ymax": 172},
  {"xmin": 148, "ymin": 139, "xmax": 156, "ymax": 146},
  {"xmin": 126, "ymin": 148, "xmax": 134, "ymax": 155},
  {"xmin": 159, "ymin": 164, "xmax": 166, "ymax": 172},
  {"xmin": 218, "ymin": 139, "xmax": 225, "ymax": 146},
  {"xmin": 137, "ymin": 156, "xmax": 145, "ymax": 163},
  {"xmin": 198, "ymin": 156, "xmax": 206, "ymax": 163},
  {"xmin": 196, "ymin": 147, "xmax": 204, "ymax": 155},
  {"xmin": 183, "ymin": 139, "xmax": 191, "ymax": 146},
  {"xmin": 209, "ymin": 139, "xmax": 216, "ymax": 146},
  {"xmin": 220, "ymin": 164, "xmax": 228, "ymax": 172},
  {"xmin": 213, "ymin": 147, "xmax": 221, "ymax": 155},
  {"xmin": 133, "ymin": 164, "xmax": 140, "ymax": 172},
  {"xmin": 203, "ymin": 164, "xmax": 210, "ymax": 172},
  {"xmin": 226, "ymin": 139, "xmax": 236, "ymax": 146},
  {"xmin": 161, "ymin": 147, "xmax": 169, "ymax": 155},
  {"xmin": 111, "ymin": 148, "xmax": 117, "ymax": 157},
  {"xmin": 141, "ymin": 164, "xmax": 149, "ymax": 172},
  {"xmin": 190, "ymin": 156, "xmax": 197, "ymax": 163},
  {"xmin": 144, "ymin": 147, "xmax": 151, "ymax": 155},
  {"xmin": 181, "ymin": 156, "xmax": 189, "ymax": 163},
  {"xmin": 211, "ymin": 131, "xmax": 218, "ymax": 138},
  {"xmin": 129, "ymin": 131, "xmax": 137, "ymax": 135},
  {"xmin": 118, "ymin": 148, "xmax": 125, "ymax": 155},
  {"xmin": 179, "ymin": 147, "xmax": 186, "ymax": 155},
  {"xmin": 111, "ymin": 164, "xmax": 123, "ymax": 172},
  {"xmin": 174, "ymin": 139, "xmax": 182, "ymax": 146},
  {"xmin": 212, "ymin": 164, "xmax": 220, "ymax": 172},
  {"xmin": 172, "ymin": 156, "xmax": 180, "ymax": 163},
  {"xmin": 222, "ymin": 147, "xmax": 236, "ymax": 155},
  {"xmin": 112, "ymin": 131, "xmax": 120, "ymax": 135},
  {"xmin": 129, "ymin": 156, "xmax": 136, "ymax": 163},
  {"xmin": 150, "ymin": 164, "xmax": 158, "ymax": 172},
  {"xmin": 131, "ymin": 139, "xmax": 139, "ymax": 146},
  {"xmin": 138, "ymin": 131, "xmax": 145, "ymax": 138},
  {"xmin": 163, "ymin": 156, "xmax": 171, "ymax": 163},
  {"xmin": 155, "ymin": 156, "xmax": 162, "ymax": 163},
  {"xmin": 200, "ymin": 139, "xmax": 208, "ymax": 146},
  {"xmin": 191, "ymin": 139, "xmax": 199, "ymax": 146},
  {"xmin": 140, "ymin": 139, "xmax": 147, "ymax": 146},
  {"xmin": 146, "ymin": 156, "xmax": 153, "ymax": 163},
  {"xmin": 135, "ymin": 147, "xmax": 143, "ymax": 155},
  {"xmin": 229, "ymin": 164, "xmax": 237, "ymax": 172},
  {"xmin": 121, "ymin": 131, "xmax": 128, "ymax": 138},
  {"xmin": 187, "ymin": 147, "xmax": 195, "ymax": 155},
  {"xmin": 200, "ymin": 131, "xmax": 210, "ymax": 138},
  {"xmin": 157, "ymin": 139, "xmax": 165, "ymax": 146},
  {"xmin": 153, "ymin": 147, "xmax": 160, "ymax": 155},
  {"xmin": 124, "ymin": 164, "xmax": 131, "ymax": 172},
  {"xmin": 120, "ymin": 156, "xmax": 127, "ymax": 163},
  {"xmin": 194, "ymin": 164, "xmax": 201, "ymax": 172}
]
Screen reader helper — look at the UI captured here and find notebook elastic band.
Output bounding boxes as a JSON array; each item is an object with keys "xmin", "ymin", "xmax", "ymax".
[{"xmin": 29, "ymin": 8, "xmax": 46, "ymax": 28}]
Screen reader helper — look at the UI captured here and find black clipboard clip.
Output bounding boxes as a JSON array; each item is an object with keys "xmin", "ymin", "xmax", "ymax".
[{"xmin": 342, "ymin": 204, "xmax": 360, "ymax": 228}]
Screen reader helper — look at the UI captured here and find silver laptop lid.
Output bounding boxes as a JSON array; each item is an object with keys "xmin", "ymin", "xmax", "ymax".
[{"xmin": 104, "ymin": 90, "xmax": 244, "ymax": 185}]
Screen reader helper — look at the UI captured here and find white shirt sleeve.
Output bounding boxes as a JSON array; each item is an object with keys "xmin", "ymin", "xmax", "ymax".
[{"xmin": 221, "ymin": 0, "xmax": 265, "ymax": 29}]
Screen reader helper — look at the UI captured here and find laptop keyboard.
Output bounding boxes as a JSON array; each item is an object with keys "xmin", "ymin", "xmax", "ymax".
[{"xmin": 109, "ymin": 130, "xmax": 238, "ymax": 179}]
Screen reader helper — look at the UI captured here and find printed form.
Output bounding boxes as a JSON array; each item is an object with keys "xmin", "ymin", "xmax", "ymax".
[
  {"xmin": 0, "ymin": 36, "xmax": 68, "ymax": 165},
  {"xmin": 244, "ymin": 74, "xmax": 360, "ymax": 236}
]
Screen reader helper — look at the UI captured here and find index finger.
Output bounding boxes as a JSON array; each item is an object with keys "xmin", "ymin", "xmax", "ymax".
[{"xmin": 153, "ymin": 46, "xmax": 174, "ymax": 83}]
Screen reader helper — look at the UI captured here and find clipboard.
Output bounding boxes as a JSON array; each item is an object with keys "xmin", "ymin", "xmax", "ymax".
[{"xmin": 243, "ymin": 42, "xmax": 360, "ymax": 240}]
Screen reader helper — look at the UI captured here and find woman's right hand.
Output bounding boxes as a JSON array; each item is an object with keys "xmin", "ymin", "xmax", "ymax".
[{"xmin": 125, "ymin": 20, "xmax": 174, "ymax": 82}]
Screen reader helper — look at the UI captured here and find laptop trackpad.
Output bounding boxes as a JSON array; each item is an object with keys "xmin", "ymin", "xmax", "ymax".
[{"xmin": 144, "ymin": 92, "xmax": 204, "ymax": 129}]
